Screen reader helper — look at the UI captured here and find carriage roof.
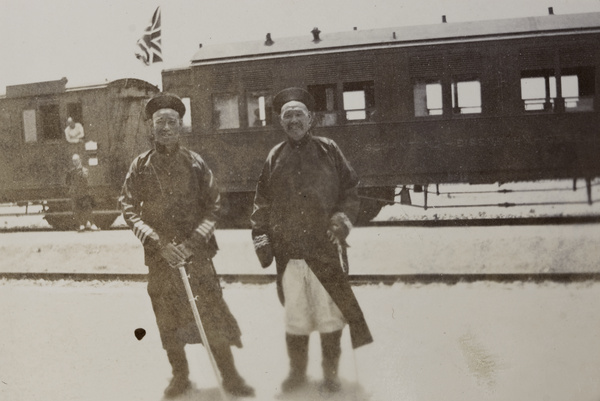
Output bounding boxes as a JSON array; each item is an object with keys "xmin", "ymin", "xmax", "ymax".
[{"xmin": 189, "ymin": 12, "xmax": 600, "ymax": 65}]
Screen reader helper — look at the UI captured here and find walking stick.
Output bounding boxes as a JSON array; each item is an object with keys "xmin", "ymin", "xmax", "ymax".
[
  {"xmin": 176, "ymin": 262, "xmax": 229, "ymax": 401},
  {"xmin": 335, "ymin": 240, "xmax": 348, "ymax": 274},
  {"xmin": 335, "ymin": 241, "xmax": 361, "ymax": 392}
]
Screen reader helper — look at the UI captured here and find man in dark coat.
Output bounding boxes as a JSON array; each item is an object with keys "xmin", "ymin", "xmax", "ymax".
[
  {"xmin": 251, "ymin": 87, "xmax": 373, "ymax": 394},
  {"xmin": 66, "ymin": 153, "xmax": 98, "ymax": 231},
  {"xmin": 119, "ymin": 93, "xmax": 254, "ymax": 398}
]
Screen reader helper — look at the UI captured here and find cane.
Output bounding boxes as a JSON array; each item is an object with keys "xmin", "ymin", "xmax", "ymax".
[
  {"xmin": 177, "ymin": 262, "xmax": 229, "ymax": 401},
  {"xmin": 335, "ymin": 239, "xmax": 347, "ymax": 274},
  {"xmin": 335, "ymin": 240, "xmax": 361, "ymax": 395}
]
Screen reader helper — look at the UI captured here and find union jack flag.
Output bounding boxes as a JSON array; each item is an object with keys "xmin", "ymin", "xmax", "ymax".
[{"xmin": 135, "ymin": 6, "xmax": 162, "ymax": 66}]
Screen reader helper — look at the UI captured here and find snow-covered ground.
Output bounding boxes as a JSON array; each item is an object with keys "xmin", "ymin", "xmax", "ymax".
[
  {"xmin": 2, "ymin": 179, "xmax": 599, "ymax": 401},
  {"xmin": 2, "ymin": 223, "xmax": 599, "ymax": 276},
  {"xmin": 1, "ymin": 179, "xmax": 599, "ymax": 277},
  {"xmin": 2, "ymin": 179, "xmax": 600, "ymax": 230},
  {"xmin": 1, "ymin": 278, "xmax": 599, "ymax": 401}
]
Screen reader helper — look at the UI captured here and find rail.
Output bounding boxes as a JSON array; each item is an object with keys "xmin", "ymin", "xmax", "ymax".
[
  {"xmin": 0, "ymin": 199, "xmax": 120, "ymax": 218},
  {"xmin": 43, "ymin": 209, "xmax": 121, "ymax": 217},
  {"xmin": 1, "ymin": 272, "xmax": 599, "ymax": 285},
  {"xmin": 367, "ymin": 215, "xmax": 600, "ymax": 227},
  {"xmin": 359, "ymin": 180, "xmax": 600, "ymax": 210},
  {"xmin": 0, "ymin": 198, "xmax": 64, "ymax": 217},
  {"xmin": 359, "ymin": 194, "xmax": 600, "ymax": 210}
]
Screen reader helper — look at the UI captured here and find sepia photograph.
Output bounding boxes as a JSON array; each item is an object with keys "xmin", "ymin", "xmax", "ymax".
[{"xmin": 1, "ymin": 1, "xmax": 600, "ymax": 400}]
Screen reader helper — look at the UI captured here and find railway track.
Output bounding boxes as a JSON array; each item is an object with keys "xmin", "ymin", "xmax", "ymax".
[
  {"xmin": 2, "ymin": 271, "xmax": 599, "ymax": 284},
  {"xmin": 0, "ymin": 225, "xmax": 129, "ymax": 233},
  {"xmin": 2, "ymin": 214, "xmax": 600, "ymax": 233},
  {"xmin": 368, "ymin": 214, "xmax": 600, "ymax": 227}
]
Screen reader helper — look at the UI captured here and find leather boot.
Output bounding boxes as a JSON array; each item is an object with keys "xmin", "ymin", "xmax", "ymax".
[
  {"xmin": 164, "ymin": 347, "xmax": 192, "ymax": 398},
  {"xmin": 320, "ymin": 329, "xmax": 343, "ymax": 393},
  {"xmin": 281, "ymin": 333, "xmax": 309, "ymax": 393},
  {"xmin": 212, "ymin": 343, "xmax": 255, "ymax": 397}
]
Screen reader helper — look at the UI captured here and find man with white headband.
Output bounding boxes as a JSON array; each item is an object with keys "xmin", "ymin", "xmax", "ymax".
[{"xmin": 251, "ymin": 87, "xmax": 373, "ymax": 394}]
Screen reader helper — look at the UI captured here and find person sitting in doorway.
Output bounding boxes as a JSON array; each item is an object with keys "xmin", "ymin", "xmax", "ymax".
[{"xmin": 64, "ymin": 117, "xmax": 85, "ymax": 144}]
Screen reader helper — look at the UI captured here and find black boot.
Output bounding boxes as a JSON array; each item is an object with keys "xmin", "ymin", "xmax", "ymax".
[
  {"xmin": 320, "ymin": 329, "xmax": 343, "ymax": 393},
  {"xmin": 164, "ymin": 347, "xmax": 192, "ymax": 398},
  {"xmin": 212, "ymin": 343, "xmax": 255, "ymax": 397},
  {"xmin": 281, "ymin": 333, "xmax": 309, "ymax": 393}
]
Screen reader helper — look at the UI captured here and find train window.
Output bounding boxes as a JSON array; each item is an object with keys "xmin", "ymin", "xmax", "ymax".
[
  {"xmin": 39, "ymin": 104, "xmax": 62, "ymax": 141},
  {"xmin": 66, "ymin": 103, "xmax": 83, "ymax": 125},
  {"xmin": 23, "ymin": 110, "xmax": 37, "ymax": 143},
  {"xmin": 562, "ymin": 67, "xmax": 595, "ymax": 112},
  {"xmin": 180, "ymin": 97, "xmax": 192, "ymax": 134},
  {"xmin": 342, "ymin": 81, "xmax": 374, "ymax": 122},
  {"xmin": 308, "ymin": 84, "xmax": 337, "ymax": 127},
  {"xmin": 521, "ymin": 69, "xmax": 556, "ymax": 112},
  {"xmin": 451, "ymin": 79, "xmax": 482, "ymax": 114},
  {"xmin": 246, "ymin": 91, "xmax": 272, "ymax": 127},
  {"xmin": 414, "ymin": 80, "xmax": 442, "ymax": 116},
  {"xmin": 212, "ymin": 93, "xmax": 240, "ymax": 130}
]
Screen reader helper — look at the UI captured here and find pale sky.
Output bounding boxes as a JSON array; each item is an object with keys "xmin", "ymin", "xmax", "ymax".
[{"xmin": 0, "ymin": 0, "xmax": 599, "ymax": 93}]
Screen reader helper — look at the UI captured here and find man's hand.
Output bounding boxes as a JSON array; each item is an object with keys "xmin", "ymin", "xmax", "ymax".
[
  {"xmin": 160, "ymin": 242, "xmax": 189, "ymax": 268},
  {"xmin": 176, "ymin": 243, "xmax": 194, "ymax": 261},
  {"xmin": 327, "ymin": 212, "xmax": 352, "ymax": 246}
]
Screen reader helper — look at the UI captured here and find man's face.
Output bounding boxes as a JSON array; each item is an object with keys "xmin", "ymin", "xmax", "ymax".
[
  {"xmin": 72, "ymin": 155, "xmax": 82, "ymax": 168},
  {"xmin": 280, "ymin": 101, "xmax": 312, "ymax": 142},
  {"xmin": 152, "ymin": 109, "xmax": 182, "ymax": 150}
]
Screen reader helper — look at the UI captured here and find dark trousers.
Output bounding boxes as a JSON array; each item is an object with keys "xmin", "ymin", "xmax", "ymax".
[{"xmin": 73, "ymin": 196, "xmax": 94, "ymax": 226}]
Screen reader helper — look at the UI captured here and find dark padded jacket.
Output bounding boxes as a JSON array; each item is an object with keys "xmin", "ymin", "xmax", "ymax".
[
  {"xmin": 251, "ymin": 133, "xmax": 373, "ymax": 349},
  {"xmin": 119, "ymin": 146, "xmax": 242, "ymax": 349}
]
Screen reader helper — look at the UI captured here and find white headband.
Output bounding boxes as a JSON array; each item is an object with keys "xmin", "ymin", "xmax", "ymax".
[{"xmin": 281, "ymin": 101, "xmax": 309, "ymax": 115}]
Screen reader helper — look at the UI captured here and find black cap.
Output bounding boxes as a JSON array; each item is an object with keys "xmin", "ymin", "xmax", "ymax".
[
  {"xmin": 145, "ymin": 93, "xmax": 186, "ymax": 120},
  {"xmin": 273, "ymin": 87, "xmax": 315, "ymax": 113}
]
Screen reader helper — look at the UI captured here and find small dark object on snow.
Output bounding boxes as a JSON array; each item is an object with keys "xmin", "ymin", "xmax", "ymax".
[{"xmin": 134, "ymin": 328, "xmax": 146, "ymax": 341}]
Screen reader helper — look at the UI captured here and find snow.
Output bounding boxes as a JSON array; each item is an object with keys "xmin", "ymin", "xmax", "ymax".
[
  {"xmin": 1, "ymin": 279, "xmax": 599, "ymax": 401},
  {"xmin": 2, "ymin": 178, "xmax": 600, "ymax": 400},
  {"xmin": 2, "ymin": 179, "xmax": 600, "ymax": 231},
  {"xmin": 2, "ymin": 223, "xmax": 600, "ymax": 276}
]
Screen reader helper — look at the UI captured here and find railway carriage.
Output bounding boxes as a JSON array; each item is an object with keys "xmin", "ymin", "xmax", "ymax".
[
  {"xmin": 1, "ymin": 11, "xmax": 598, "ymax": 229},
  {"xmin": 0, "ymin": 78, "xmax": 159, "ymax": 229},
  {"xmin": 162, "ymin": 11, "xmax": 600, "ymax": 224}
]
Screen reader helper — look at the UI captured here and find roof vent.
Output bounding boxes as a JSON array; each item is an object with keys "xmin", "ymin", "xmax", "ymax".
[
  {"xmin": 353, "ymin": 27, "xmax": 357, "ymax": 31},
  {"xmin": 442, "ymin": 15, "xmax": 447, "ymax": 23},
  {"xmin": 198, "ymin": 43, "xmax": 203, "ymax": 49},
  {"xmin": 265, "ymin": 33, "xmax": 274, "ymax": 46},
  {"xmin": 548, "ymin": 7, "xmax": 554, "ymax": 15},
  {"xmin": 393, "ymin": 32, "xmax": 397, "ymax": 39},
  {"xmin": 311, "ymin": 27, "xmax": 321, "ymax": 42}
]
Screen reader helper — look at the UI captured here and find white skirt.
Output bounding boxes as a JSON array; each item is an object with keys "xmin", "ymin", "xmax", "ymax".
[{"xmin": 282, "ymin": 259, "xmax": 346, "ymax": 335}]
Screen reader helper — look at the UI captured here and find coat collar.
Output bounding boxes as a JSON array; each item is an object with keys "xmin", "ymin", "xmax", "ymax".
[{"xmin": 287, "ymin": 131, "xmax": 312, "ymax": 148}]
